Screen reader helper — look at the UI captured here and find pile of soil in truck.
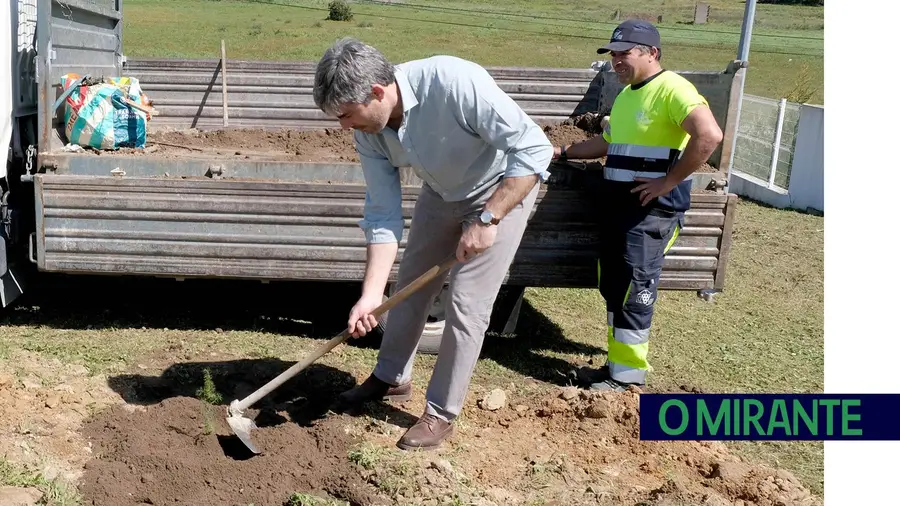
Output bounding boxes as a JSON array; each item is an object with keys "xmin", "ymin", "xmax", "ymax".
[{"xmin": 91, "ymin": 116, "xmax": 718, "ymax": 175}]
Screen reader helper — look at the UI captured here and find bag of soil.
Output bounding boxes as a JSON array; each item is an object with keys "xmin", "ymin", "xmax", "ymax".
[{"xmin": 59, "ymin": 73, "xmax": 153, "ymax": 150}]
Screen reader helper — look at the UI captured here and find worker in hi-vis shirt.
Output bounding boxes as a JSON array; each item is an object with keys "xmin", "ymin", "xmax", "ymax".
[{"xmin": 552, "ymin": 19, "xmax": 724, "ymax": 391}]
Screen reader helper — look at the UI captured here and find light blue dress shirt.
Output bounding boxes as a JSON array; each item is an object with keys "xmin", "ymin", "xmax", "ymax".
[{"xmin": 353, "ymin": 55, "xmax": 554, "ymax": 244}]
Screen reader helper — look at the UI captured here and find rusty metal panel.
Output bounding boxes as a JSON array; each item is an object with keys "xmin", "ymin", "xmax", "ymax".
[
  {"xmin": 34, "ymin": 172, "xmax": 730, "ymax": 290},
  {"xmin": 37, "ymin": 0, "xmax": 123, "ymax": 151},
  {"xmin": 39, "ymin": 152, "xmax": 373, "ymax": 181},
  {"xmin": 714, "ymin": 194, "xmax": 738, "ymax": 290},
  {"xmin": 511, "ymin": 175, "xmax": 725, "ymax": 289},
  {"xmin": 121, "ymin": 57, "xmax": 737, "ymax": 171},
  {"xmin": 121, "ymin": 58, "xmax": 600, "ymax": 131},
  {"xmin": 35, "ymin": 174, "xmax": 409, "ymax": 280}
]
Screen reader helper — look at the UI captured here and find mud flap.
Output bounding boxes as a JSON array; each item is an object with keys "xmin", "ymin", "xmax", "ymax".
[{"xmin": 0, "ymin": 239, "xmax": 26, "ymax": 308}]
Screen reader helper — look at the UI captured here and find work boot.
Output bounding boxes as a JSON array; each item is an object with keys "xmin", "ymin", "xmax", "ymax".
[
  {"xmin": 570, "ymin": 365, "xmax": 610, "ymax": 387},
  {"xmin": 396, "ymin": 413, "xmax": 454, "ymax": 451},
  {"xmin": 590, "ymin": 378, "xmax": 642, "ymax": 393},
  {"xmin": 335, "ymin": 373, "xmax": 412, "ymax": 410}
]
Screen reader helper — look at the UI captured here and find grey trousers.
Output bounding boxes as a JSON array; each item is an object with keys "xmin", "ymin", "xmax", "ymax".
[{"xmin": 373, "ymin": 178, "xmax": 539, "ymax": 422}]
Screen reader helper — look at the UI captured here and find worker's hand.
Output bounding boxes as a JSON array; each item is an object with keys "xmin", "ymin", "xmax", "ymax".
[
  {"xmin": 552, "ymin": 144, "xmax": 570, "ymax": 160},
  {"xmin": 347, "ymin": 293, "xmax": 382, "ymax": 338},
  {"xmin": 457, "ymin": 222, "xmax": 497, "ymax": 262},
  {"xmin": 631, "ymin": 175, "xmax": 679, "ymax": 206}
]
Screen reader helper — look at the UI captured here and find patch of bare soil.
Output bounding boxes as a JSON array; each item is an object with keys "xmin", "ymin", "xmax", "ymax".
[
  {"xmin": 92, "ymin": 118, "xmax": 720, "ymax": 176},
  {"xmin": 0, "ymin": 351, "xmax": 121, "ymax": 484},
  {"xmin": 352, "ymin": 384, "xmax": 821, "ymax": 506},
  {"xmin": 157, "ymin": 127, "xmax": 359, "ymax": 161},
  {"xmin": 141, "ymin": 118, "xmax": 600, "ymax": 163},
  {"xmin": 54, "ymin": 350, "xmax": 820, "ymax": 506},
  {"xmin": 79, "ymin": 397, "xmax": 379, "ymax": 506},
  {"xmin": 78, "ymin": 361, "xmax": 389, "ymax": 506},
  {"xmin": 98, "ymin": 127, "xmax": 361, "ymax": 162},
  {"xmin": 459, "ymin": 387, "xmax": 821, "ymax": 506},
  {"xmin": 543, "ymin": 123, "xmax": 596, "ymax": 148}
]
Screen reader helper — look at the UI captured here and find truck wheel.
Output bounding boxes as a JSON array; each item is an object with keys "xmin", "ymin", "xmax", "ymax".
[{"xmin": 376, "ymin": 284, "xmax": 447, "ymax": 355}]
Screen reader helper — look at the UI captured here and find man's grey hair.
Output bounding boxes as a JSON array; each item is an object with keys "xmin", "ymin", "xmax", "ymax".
[
  {"xmin": 633, "ymin": 43, "xmax": 662, "ymax": 61},
  {"xmin": 313, "ymin": 37, "xmax": 396, "ymax": 116}
]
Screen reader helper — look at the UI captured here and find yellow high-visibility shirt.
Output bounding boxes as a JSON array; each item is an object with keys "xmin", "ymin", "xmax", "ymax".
[{"xmin": 601, "ymin": 70, "xmax": 709, "ymax": 211}]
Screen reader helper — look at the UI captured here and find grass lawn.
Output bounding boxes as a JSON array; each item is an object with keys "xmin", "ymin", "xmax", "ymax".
[{"xmin": 122, "ymin": 0, "xmax": 824, "ymax": 103}]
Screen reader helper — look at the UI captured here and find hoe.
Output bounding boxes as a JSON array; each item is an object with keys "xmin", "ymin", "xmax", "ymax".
[{"xmin": 225, "ymin": 255, "xmax": 458, "ymax": 454}]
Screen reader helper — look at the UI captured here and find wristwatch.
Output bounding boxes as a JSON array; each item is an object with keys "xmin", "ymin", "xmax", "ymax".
[
  {"xmin": 558, "ymin": 145, "xmax": 568, "ymax": 161},
  {"xmin": 479, "ymin": 209, "xmax": 500, "ymax": 226}
]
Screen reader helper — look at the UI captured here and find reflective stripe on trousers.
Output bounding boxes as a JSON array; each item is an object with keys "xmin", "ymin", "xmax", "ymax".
[
  {"xmin": 606, "ymin": 312, "xmax": 651, "ymax": 384},
  {"xmin": 597, "ymin": 214, "xmax": 681, "ymax": 384}
]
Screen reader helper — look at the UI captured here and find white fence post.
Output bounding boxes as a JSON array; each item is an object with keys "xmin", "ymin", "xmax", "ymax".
[{"xmin": 768, "ymin": 97, "xmax": 787, "ymax": 188}]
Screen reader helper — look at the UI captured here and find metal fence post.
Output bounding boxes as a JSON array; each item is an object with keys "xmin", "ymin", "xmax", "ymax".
[
  {"xmin": 725, "ymin": 0, "xmax": 756, "ymax": 187},
  {"xmin": 768, "ymin": 97, "xmax": 787, "ymax": 188},
  {"xmin": 737, "ymin": 0, "xmax": 757, "ymax": 62}
]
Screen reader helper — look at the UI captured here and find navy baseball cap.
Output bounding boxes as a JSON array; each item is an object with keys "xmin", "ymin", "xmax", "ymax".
[{"xmin": 597, "ymin": 19, "xmax": 661, "ymax": 54}]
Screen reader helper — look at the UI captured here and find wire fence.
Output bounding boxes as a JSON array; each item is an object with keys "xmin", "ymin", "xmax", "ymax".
[
  {"xmin": 17, "ymin": 0, "xmax": 37, "ymax": 52},
  {"xmin": 732, "ymin": 95, "xmax": 802, "ymax": 190}
]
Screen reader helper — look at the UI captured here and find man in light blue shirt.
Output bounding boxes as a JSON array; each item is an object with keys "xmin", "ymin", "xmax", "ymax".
[{"xmin": 313, "ymin": 37, "xmax": 552, "ymax": 451}]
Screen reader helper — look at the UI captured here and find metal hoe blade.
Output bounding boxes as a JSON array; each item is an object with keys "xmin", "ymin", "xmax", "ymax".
[{"xmin": 226, "ymin": 400, "xmax": 260, "ymax": 454}]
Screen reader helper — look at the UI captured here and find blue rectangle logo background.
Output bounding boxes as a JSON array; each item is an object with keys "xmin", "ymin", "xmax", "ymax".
[{"xmin": 639, "ymin": 394, "xmax": 900, "ymax": 440}]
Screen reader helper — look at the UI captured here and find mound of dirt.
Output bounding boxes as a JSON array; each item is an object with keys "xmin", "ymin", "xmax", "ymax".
[
  {"xmin": 461, "ymin": 387, "xmax": 822, "ymax": 506},
  {"xmin": 141, "ymin": 121, "xmax": 596, "ymax": 163},
  {"xmin": 542, "ymin": 123, "xmax": 596, "ymax": 149},
  {"xmin": 97, "ymin": 118, "xmax": 720, "ymax": 177},
  {"xmin": 78, "ymin": 361, "xmax": 388, "ymax": 506},
  {"xmin": 79, "ymin": 396, "xmax": 380, "ymax": 506},
  {"xmin": 140, "ymin": 127, "xmax": 360, "ymax": 162}
]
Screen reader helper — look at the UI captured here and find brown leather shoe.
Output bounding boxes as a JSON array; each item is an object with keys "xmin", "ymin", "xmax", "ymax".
[
  {"xmin": 336, "ymin": 373, "xmax": 412, "ymax": 409},
  {"xmin": 396, "ymin": 413, "xmax": 454, "ymax": 451}
]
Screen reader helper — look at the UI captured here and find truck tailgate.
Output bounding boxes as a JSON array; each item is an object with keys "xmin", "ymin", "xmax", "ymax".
[{"xmin": 33, "ymin": 172, "xmax": 735, "ymax": 290}]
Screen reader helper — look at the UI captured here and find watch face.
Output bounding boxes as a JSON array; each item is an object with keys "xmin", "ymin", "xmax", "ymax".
[{"xmin": 480, "ymin": 211, "xmax": 492, "ymax": 224}]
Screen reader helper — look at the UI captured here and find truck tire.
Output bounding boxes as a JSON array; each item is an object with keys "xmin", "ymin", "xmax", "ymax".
[
  {"xmin": 375, "ymin": 309, "xmax": 445, "ymax": 355},
  {"xmin": 375, "ymin": 284, "xmax": 448, "ymax": 355},
  {"xmin": 374, "ymin": 286, "xmax": 526, "ymax": 354}
]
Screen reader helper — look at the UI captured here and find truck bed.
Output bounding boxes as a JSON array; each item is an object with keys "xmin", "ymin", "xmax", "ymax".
[
  {"xmin": 35, "ymin": 118, "xmax": 732, "ymax": 291},
  {"xmin": 30, "ymin": 169, "xmax": 734, "ymax": 290},
  {"xmin": 55, "ymin": 121, "xmax": 719, "ymax": 174}
]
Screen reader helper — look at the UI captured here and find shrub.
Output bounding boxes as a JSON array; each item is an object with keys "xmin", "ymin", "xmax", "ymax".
[{"xmin": 327, "ymin": 0, "xmax": 353, "ymax": 21}]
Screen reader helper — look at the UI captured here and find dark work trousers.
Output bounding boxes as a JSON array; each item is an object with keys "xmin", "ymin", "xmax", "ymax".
[{"xmin": 596, "ymin": 186, "xmax": 683, "ymax": 385}]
